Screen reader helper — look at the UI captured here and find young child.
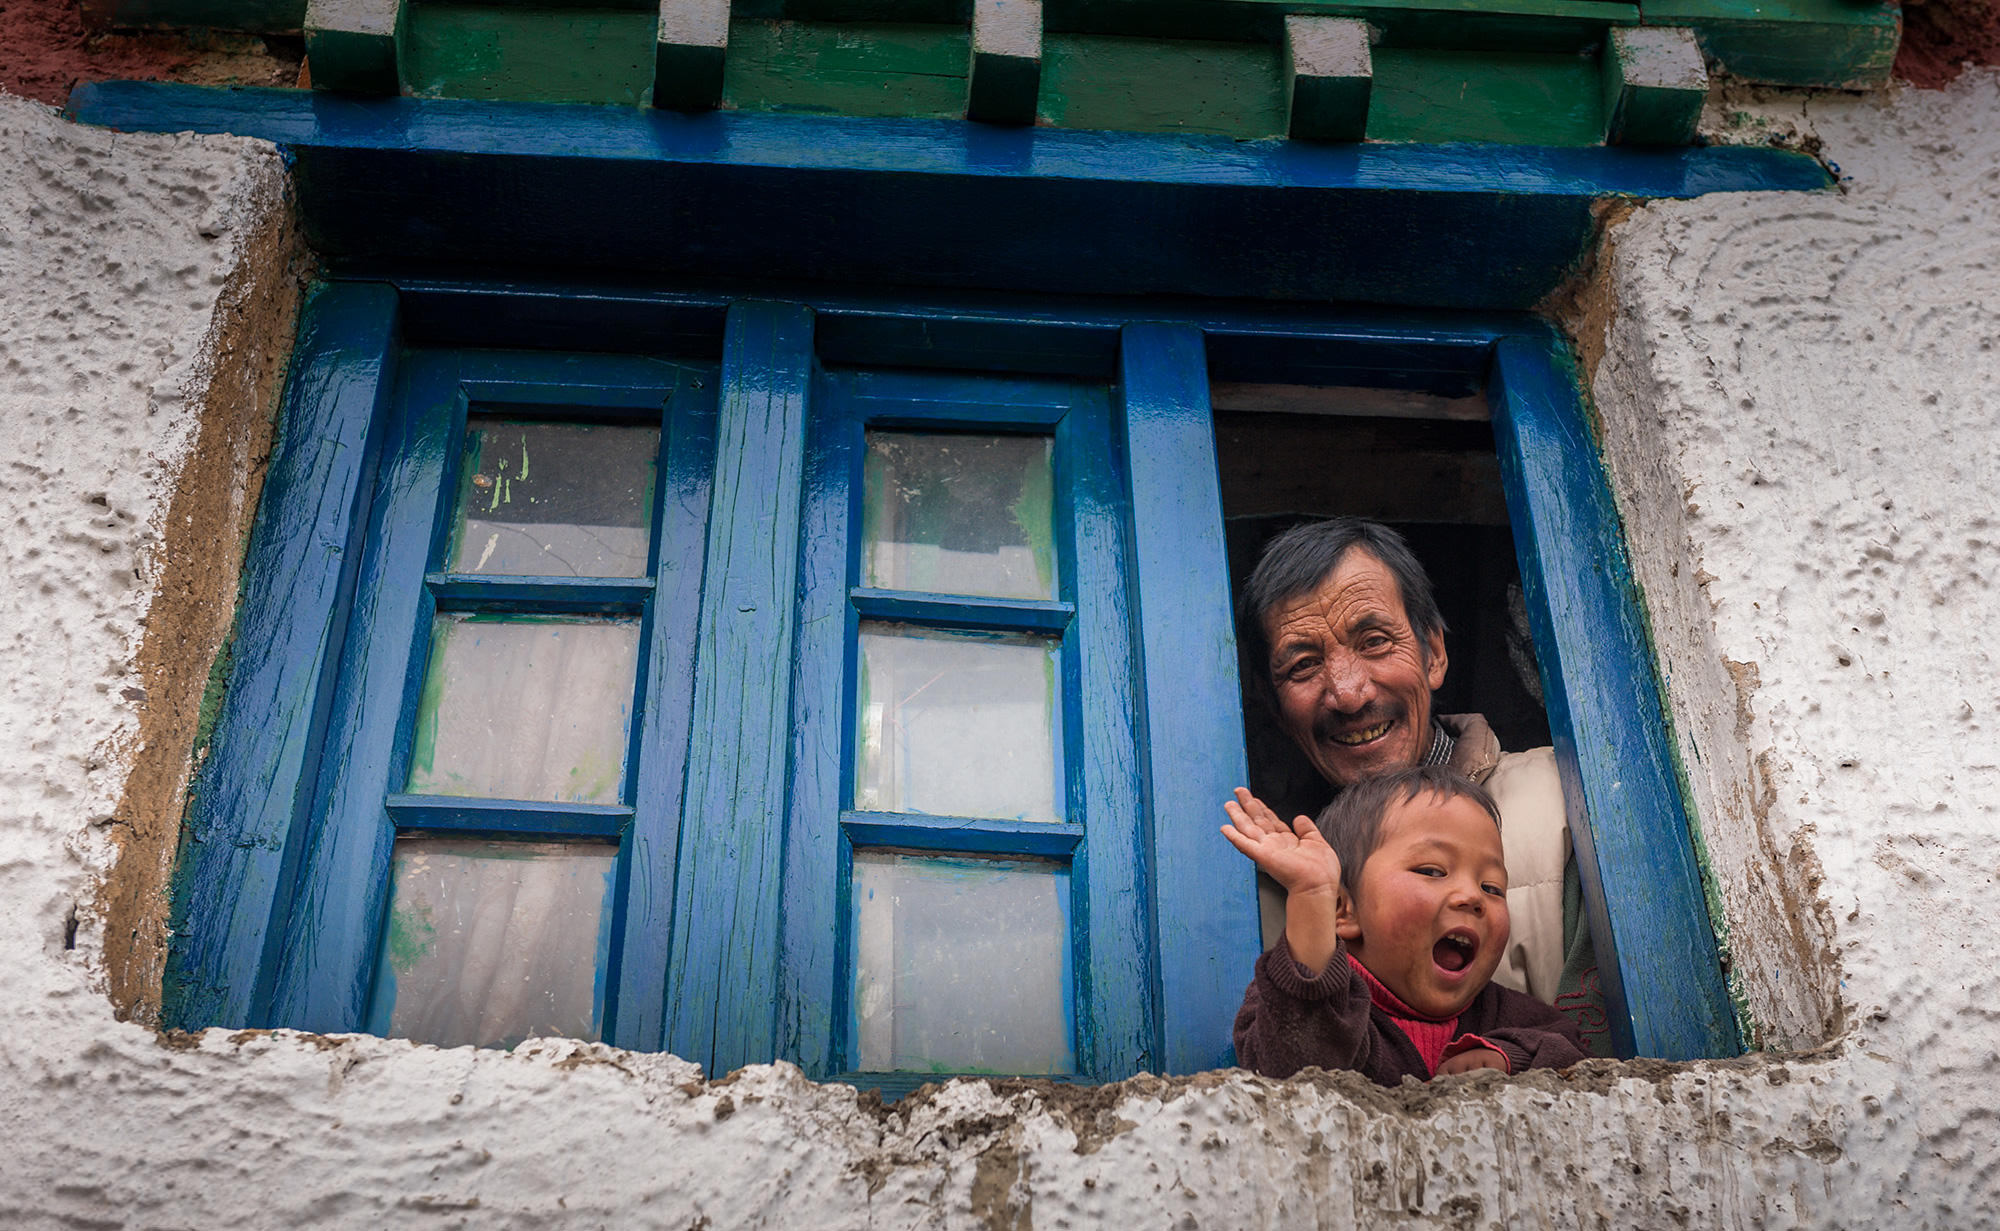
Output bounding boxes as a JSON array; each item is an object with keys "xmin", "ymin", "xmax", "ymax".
[{"xmin": 1225, "ymin": 765, "xmax": 1587, "ymax": 1084}]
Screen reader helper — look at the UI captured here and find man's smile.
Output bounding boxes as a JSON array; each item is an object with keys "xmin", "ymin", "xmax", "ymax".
[
  {"xmin": 1329, "ymin": 719, "xmax": 1394, "ymax": 747},
  {"xmin": 1315, "ymin": 703, "xmax": 1404, "ymax": 749}
]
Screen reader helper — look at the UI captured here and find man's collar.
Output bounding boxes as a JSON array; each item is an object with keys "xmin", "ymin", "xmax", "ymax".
[
  {"xmin": 1436, "ymin": 712, "xmax": 1503, "ymax": 781},
  {"xmin": 1420, "ymin": 721, "xmax": 1455, "ymax": 769}
]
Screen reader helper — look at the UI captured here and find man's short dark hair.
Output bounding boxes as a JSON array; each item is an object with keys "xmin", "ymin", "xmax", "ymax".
[
  {"xmin": 1238, "ymin": 520, "xmax": 1447, "ymax": 683},
  {"xmin": 1314, "ymin": 765, "xmax": 1501, "ymax": 898}
]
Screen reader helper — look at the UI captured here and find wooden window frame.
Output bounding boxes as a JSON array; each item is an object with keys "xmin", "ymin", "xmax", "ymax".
[{"xmin": 168, "ymin": 277, "xmax": 1738, "ymax": 1071}]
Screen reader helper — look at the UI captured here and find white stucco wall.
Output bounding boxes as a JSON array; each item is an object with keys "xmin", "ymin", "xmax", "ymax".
[{"xmin": 1, "ymin": 69, "xmax": 1997, "ymax": 1228}]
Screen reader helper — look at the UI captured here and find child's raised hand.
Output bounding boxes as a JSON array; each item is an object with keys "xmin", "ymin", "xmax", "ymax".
[{"xmin": 1220, "ymin": 787, "xmax": 1341, "ymax": 899}]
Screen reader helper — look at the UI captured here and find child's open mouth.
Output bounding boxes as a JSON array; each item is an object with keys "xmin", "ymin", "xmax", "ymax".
[{"xmin": 1433, "ymin": 930, "xmax": 1478, "ymax": 973}]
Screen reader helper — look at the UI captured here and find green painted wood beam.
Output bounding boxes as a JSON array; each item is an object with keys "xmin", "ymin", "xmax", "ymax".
[
  {"xmin": 1040, "ymin": 34, "xmax": 1286, "ymax": 138},
  {"xmin": 1283, "ymin": 15, "xmax": 1369, "ymax": 142},
  {"xmin": 1601, "ymin": 24, "xmax": 1706, "ymax": 146},
  {"xmin": 1369, "ymin": 45, "xmax": 1605, "ymax": 146},
  {"xmin": 402, "ymin": 5, "xmax": 658, "ymax": 104},
  {"xmin": 657, "ymin": 0, "xmax": 730, "ymax": 108},
  {"xmin": 725, "ymin": 20, "xmax": 968, "ymax": 118},
  {"xmin": 968, "ymin": 0, "xmax": 1041, "ymax": 124},
  {"xmin": 305, "ymin": 0, "xmax": 404, "ymax": 94},
  {"xmin": 1642, "ymin": 0, "xmax": 1899, "ymax": 88}
]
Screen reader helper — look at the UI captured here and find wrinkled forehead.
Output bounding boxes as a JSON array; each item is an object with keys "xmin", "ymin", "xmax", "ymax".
[{"xmin": 1260, "ymin": 547, "xmax": 1414, "ymax": 645}]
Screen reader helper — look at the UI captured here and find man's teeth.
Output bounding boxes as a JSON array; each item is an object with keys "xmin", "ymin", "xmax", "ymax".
[{"xmin": 1331, "ymin": 721, "xmax": 1393, "ymax": 746}]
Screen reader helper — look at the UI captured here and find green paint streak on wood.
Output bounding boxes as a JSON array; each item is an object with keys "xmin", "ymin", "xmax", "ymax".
[
  {"xmin": 1644, "ymin": 0, "xmax": 1898, "ymax": 88},
  {"xmin": 724, "ymin": 21, "xmax": 969, "ymax": 118},
  {"xmin": 1040, "ymin": 34, "xmax": 1284, "ymax": 138},
  {"xmin": 402, "ymin": 4, "xmax": 657, "ymax": 104},
  {"xmin": 1691, "ymin": 26, "xmax": 1896, "ymax": 89},
  {"xmin": 1367, "ymin": 46, "xmax": 1604, "ymax": 146}
]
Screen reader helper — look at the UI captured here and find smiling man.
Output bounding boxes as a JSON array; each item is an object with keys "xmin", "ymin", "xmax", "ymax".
[{"xmin": 1236, "ymin": 518, "xmax": 1608, "ymax": 1053}]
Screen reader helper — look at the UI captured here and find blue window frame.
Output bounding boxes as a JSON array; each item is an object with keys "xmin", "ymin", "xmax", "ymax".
[
  {"xmin": 169, "ymin": 278, "xmax": 1738, "ymax": 1077},
  {"xmin": 251, "ymin": 344, "xmax": 718, "ymax": 1046},
  {"xmin": 780, "ymin": 366, "xmax": 1149, "ymax": 1085}
]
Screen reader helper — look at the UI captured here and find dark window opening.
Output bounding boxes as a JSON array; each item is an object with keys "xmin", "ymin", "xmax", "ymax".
[{"xmin": 1213, "ymin": 389, "xmax": 1550, "ymax": 828}]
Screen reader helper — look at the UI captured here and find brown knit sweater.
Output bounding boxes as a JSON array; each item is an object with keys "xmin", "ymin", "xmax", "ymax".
[{"xmin": 1234, "ymin": 937, "xmax": 1589, "ymax": 1085}]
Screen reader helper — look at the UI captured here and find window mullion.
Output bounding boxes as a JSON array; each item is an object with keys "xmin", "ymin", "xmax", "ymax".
[
  {"xmin": 1115, "ymin": 322, "xmax": 1260, "ymax": 1075},
  {"xmin": 609, "ymin": 365, "xmax": 718, "ymax": 1052},
  {"xmin": 1064, "ymin": 388, "xmax": 1154, "ymax": 1079},
  {"xmin": 772, "ymin": 366, "xmax": 851, "ymax": 1079},
  {"xmin": 663, "ymin": 300, "xmax": 818, "ymax": 1074}
]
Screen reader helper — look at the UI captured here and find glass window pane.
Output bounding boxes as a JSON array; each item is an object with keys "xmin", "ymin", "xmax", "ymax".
[
  {"xmin": 853, "ymin": 624, "xmax": 1062, "ymax": 822},
  {"xmin": 449, "ymin": 418, "xmax": 659, "ymax": 578},
  {"xmin": 862, "ymin": 432, "xmax": 1056, "ymax": 600},
  {"xmin": 851, "ymin": 851, "xmax": 1074, "ymax": 1075},
  {"xmin": 407, "ymin": 615, "xmax": 640, "ymax": 805},
  {"xmin": 368, "ymin": 838, "xmax": 614, "ymax": 1049}
]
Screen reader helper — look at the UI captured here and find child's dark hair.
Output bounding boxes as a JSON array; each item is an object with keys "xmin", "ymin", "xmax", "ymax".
[{"xmin": 1314, "ymin": 766, "xmax": 1503, "ymax": 897}]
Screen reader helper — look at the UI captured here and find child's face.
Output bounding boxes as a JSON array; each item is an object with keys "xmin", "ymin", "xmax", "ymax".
[{"xmin": 1336, "ymin": 790, "xmax": 1510, "ymax": 1019}]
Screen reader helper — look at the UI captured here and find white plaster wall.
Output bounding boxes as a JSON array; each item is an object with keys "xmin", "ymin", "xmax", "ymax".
[{"xmin": 1, "ymin": 72, "xmax": 1997, "ymax": 1228}]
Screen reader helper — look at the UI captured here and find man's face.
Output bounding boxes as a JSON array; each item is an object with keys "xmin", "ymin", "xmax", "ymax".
[
  {"xmin": 1336, "ymin": 790, "xmax": 1510, "ymax": 1019},
  {"xmin": 1262, "ymin": 548, "xmax": 1448, "ymax": 790}
]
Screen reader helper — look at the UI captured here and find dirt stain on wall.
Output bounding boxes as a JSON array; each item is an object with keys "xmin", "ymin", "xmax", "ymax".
[
  {"xmin": 0, "ymin": 0, "xmax": 301, "ymax": 106},
  {"xmin": 95, "ymin": 171, "xmax": 310, "ymax": 1024}
]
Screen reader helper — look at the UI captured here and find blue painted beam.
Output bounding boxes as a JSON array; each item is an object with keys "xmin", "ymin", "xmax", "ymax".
[
  {"xmin": 68, "ymin": 83, "xmax": 1830, "ymax": 310},
  {"xmin": 164, "ymin": 282, "xmax": 400, "ymax": 1032},
  {"xmin": 663, "ymin": 300, "xmax": 817, "ymax": 1074},
  {"xmin": 1116, "ymin": 324, "xmax": 1261, "ymax": 1074},
  {"xmin": 1487, "ymin": 330, "xmax": 1739, "ymax": 1060}
]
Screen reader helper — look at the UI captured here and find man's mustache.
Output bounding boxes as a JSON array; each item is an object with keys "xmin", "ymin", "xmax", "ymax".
[{"xmin": 1312, "ymin": 702, "xmax": 1403, "ymax": 743}]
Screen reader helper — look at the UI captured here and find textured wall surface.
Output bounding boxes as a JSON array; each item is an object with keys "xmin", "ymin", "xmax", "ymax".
[{"xmin": 1, "ymin": 72, "xmax": 1998, "ymax": 1228}]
